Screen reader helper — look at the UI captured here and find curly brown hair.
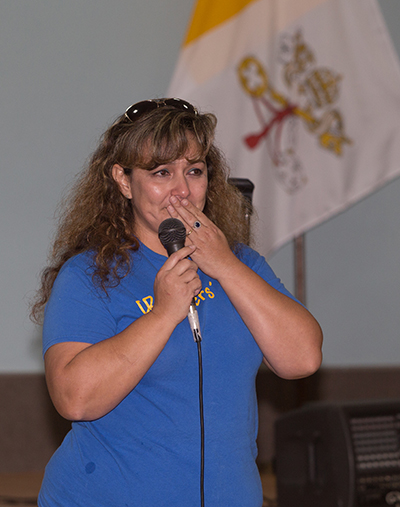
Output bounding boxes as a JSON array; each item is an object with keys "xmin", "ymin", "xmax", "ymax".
[{"xmin": 30, "ymin": 100, "xmax": 252, "ymax": 323}]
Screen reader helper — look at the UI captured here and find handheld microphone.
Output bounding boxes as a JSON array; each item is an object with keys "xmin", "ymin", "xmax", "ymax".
[{"xmin": 158, "ymin": 218, "xmax": 202, "ymax": 342}]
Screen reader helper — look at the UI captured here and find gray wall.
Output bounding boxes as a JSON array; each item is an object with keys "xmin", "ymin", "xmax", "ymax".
[{"xmin": 0, "ymin": 0, "xmax": 399, "ymax": 372}]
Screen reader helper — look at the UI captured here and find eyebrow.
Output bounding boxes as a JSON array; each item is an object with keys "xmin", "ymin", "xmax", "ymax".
[
  {"xmin": 158, "ymin": 158, "xmax": 206, "ymax": 166},
  {"xmin": 185, "ymin": 158, "xmax": 206, "ymax": 165}
]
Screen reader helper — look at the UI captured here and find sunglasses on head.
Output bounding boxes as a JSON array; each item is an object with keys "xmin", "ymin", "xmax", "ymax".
[{"xmin": 124, "ymin": 98, "xmax": 198, "ymax": 122}]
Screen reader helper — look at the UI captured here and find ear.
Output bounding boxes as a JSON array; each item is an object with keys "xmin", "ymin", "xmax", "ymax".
[{"xmin": 112, "ymin": 164, "xmax": 132, "ymax": 199}]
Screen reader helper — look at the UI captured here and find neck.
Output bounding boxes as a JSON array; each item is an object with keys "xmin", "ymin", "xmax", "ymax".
[{"xmin": 135, "ymin": 230, "xmax": 168, "ymax": 257}]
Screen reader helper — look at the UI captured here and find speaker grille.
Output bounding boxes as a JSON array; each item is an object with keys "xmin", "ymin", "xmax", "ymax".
[{"xmin": 348, "ymin": 411, "xmax": 400, "ymax": 506}]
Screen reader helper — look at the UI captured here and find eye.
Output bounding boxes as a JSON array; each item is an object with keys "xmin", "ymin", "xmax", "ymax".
[
  {"xmin": 188, "ymin": 164, "xmax": 206, "ymax": 176},
  {"xmin": 153, "ymin": 168, "xmax": 170, "ymax": 177}
]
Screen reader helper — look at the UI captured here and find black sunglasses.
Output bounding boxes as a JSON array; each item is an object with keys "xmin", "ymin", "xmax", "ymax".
[{"xmin": 124, "ymin": 98, "xmax": 198, "ymax": 122}]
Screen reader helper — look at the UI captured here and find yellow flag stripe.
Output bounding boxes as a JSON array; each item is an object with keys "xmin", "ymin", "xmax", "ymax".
[{"xmin": 184, "ymin": 0, "xmax": 257, "ymax": 46}]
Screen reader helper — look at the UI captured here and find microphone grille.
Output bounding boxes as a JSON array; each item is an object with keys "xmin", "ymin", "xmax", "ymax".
[{"xmin": 158, "ymin": 218, "xmax": 186, "ymax": 249}]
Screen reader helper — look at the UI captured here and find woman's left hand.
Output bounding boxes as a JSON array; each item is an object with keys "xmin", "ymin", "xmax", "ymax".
[{"xmin": 167, "ymin": 196, "xmax": 235, "ymax": 280}]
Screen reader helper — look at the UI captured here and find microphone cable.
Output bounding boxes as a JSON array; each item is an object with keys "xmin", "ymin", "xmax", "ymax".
[
  {"xmin": 196, "ymin": 338, "xmax": 205, "ymax": 507},
  {"xmin": 188, "ymin": 299, "xmax": 204, "ymax": 507},
  {"xmin": 189, "ymin": 300, "xmax": 205, "ymax": 507}
]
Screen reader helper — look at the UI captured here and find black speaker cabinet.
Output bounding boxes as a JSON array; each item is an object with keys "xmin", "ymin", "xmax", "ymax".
[
  {"xmin": 228, "ymin": 178, "xmax": 254, "ymax": 206},
  {"xmin": 275, "ymin": 400, "xmax": 400, "ymax": 507}
]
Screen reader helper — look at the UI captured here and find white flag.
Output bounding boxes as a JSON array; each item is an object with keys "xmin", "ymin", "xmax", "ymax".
[{"xmin": 168, "ymin": 0, "xmax": 400, "ymax": 256}]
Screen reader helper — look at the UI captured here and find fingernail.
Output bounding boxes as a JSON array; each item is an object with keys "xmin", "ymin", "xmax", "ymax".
[
  {"xmin": 170, "ymin": 196, "xmax": 177, "ymax": 204},
  {"xmin": 181, "ymin": 199, "xmax": 188, "ymax": 206}
]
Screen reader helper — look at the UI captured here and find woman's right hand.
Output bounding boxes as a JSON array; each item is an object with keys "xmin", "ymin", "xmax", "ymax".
[
  {"xmin": 152, "ymin": 245, "xmax": 201, "ymax": 326},
  {"xmin": 44, "ymin": 245, "xmax": 202, "ymax": 422}
]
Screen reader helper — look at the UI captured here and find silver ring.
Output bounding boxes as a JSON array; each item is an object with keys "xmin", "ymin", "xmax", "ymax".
[{"xmin": 193, "ymin": 221, "xmax": 201, "ymax": 230}]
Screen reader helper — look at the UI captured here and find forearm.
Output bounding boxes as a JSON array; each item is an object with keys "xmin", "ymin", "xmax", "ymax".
[
  {"xmin": 217, "ymin": 255, "xmax": 323, "ymax": 379},
  {"xmin": 45, "ymin": 310, "xmax": 177, "ymax": 421}
]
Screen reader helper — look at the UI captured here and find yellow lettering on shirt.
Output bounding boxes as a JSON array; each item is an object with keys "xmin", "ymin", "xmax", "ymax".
[{"xmin": 136, "ymin": 282, "xmax": 215, "ymax": 315}]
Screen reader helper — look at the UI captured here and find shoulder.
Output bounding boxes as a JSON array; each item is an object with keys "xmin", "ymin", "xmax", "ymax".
[
  {"xmin": 235, "ymin": 244, "xmax": 259, "ymax": 263},
  {"xmin": 235, "ymin": 244, "xmax": 298, "ymax": 301},
  {"xmin": 54, "ymin": 251, "xmax": 97, "ymax": 289},
  {"xmin": 43, "ymin": 252, "xmax": 117, "ymax": 354},
  {"xmin": 235, "ymin": 244, "xmax": 274, "ymax": 278},
  {"xmin": 50, "ymin": 247, "xmax": 150, "ymax": 305},
  {"xmin": 55, "ymin": 247, "xmax": 140, "ymax": 288}
]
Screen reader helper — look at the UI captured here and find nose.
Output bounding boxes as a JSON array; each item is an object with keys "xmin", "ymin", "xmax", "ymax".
[{"xmin": 171, "ymin": 173, "xmax": 190, "ymax": 199}]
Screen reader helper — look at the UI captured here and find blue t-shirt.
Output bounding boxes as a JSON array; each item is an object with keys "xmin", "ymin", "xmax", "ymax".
[{"xmin": 39, "ymin": 243, "xmax": 296, "ymax": 507}]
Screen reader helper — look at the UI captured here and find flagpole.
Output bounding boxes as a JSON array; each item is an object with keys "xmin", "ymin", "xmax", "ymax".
[
  {"xmin": 294, "ymin": 233, "xmax": 306, "ymax": 305},
  {"xmin": 294, "ymin": 233, "xmax": 313, "ymax": 408}
]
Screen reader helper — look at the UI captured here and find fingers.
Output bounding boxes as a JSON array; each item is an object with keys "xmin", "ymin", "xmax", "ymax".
[
  {"xmin": 166, "ymin": 195, "xmax": 234, "ymax": 280},
  {"xmin": 163, "ymin": 244, "xmax": 196, "ymax": 268},
  {"xmin": 159, "ymin": 244, "xmax": 199, "ymax": 289},
  {"xmin": 166, "ymin": 257, "xmax": 198, "ymax": 281},
  {"xmin": 153, "ymin": 245, "xmax": 202, "ymax": 325},
  {"xmin": 161, "ymin": 246, "xmax": 200, "ymax": 292},
  {"xmin": 167, "ymin": 196, "xmax": 209, "ymax": 232}
]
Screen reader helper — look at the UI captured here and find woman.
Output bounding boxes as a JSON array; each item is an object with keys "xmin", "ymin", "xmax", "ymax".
[{"xmin": 32, "ymin": 98, "xmax": 322, "ymax": 506}]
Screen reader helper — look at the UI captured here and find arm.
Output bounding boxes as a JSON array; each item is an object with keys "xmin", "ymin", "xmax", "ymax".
[
  {"xmin": 45, "ymin": 245, "xmax": 201, "ymax": 421},
  {"xmin": 207, "ymin": 253, "xmax": 323, "ymax": 379},
  {"xmin": 167, "ymin": 196, "xmax": 323, "ymax": 379}
]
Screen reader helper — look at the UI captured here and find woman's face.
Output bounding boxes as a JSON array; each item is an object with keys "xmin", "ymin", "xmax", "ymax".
[{"xmin": 113, "ymin": 137, "xmax": 208, "ymax": 253}]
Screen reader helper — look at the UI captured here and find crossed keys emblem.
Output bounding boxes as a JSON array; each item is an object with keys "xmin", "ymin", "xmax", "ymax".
[{"xmin": 237, "ymin": 30, "xmax": 352, "ymax": 193}]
